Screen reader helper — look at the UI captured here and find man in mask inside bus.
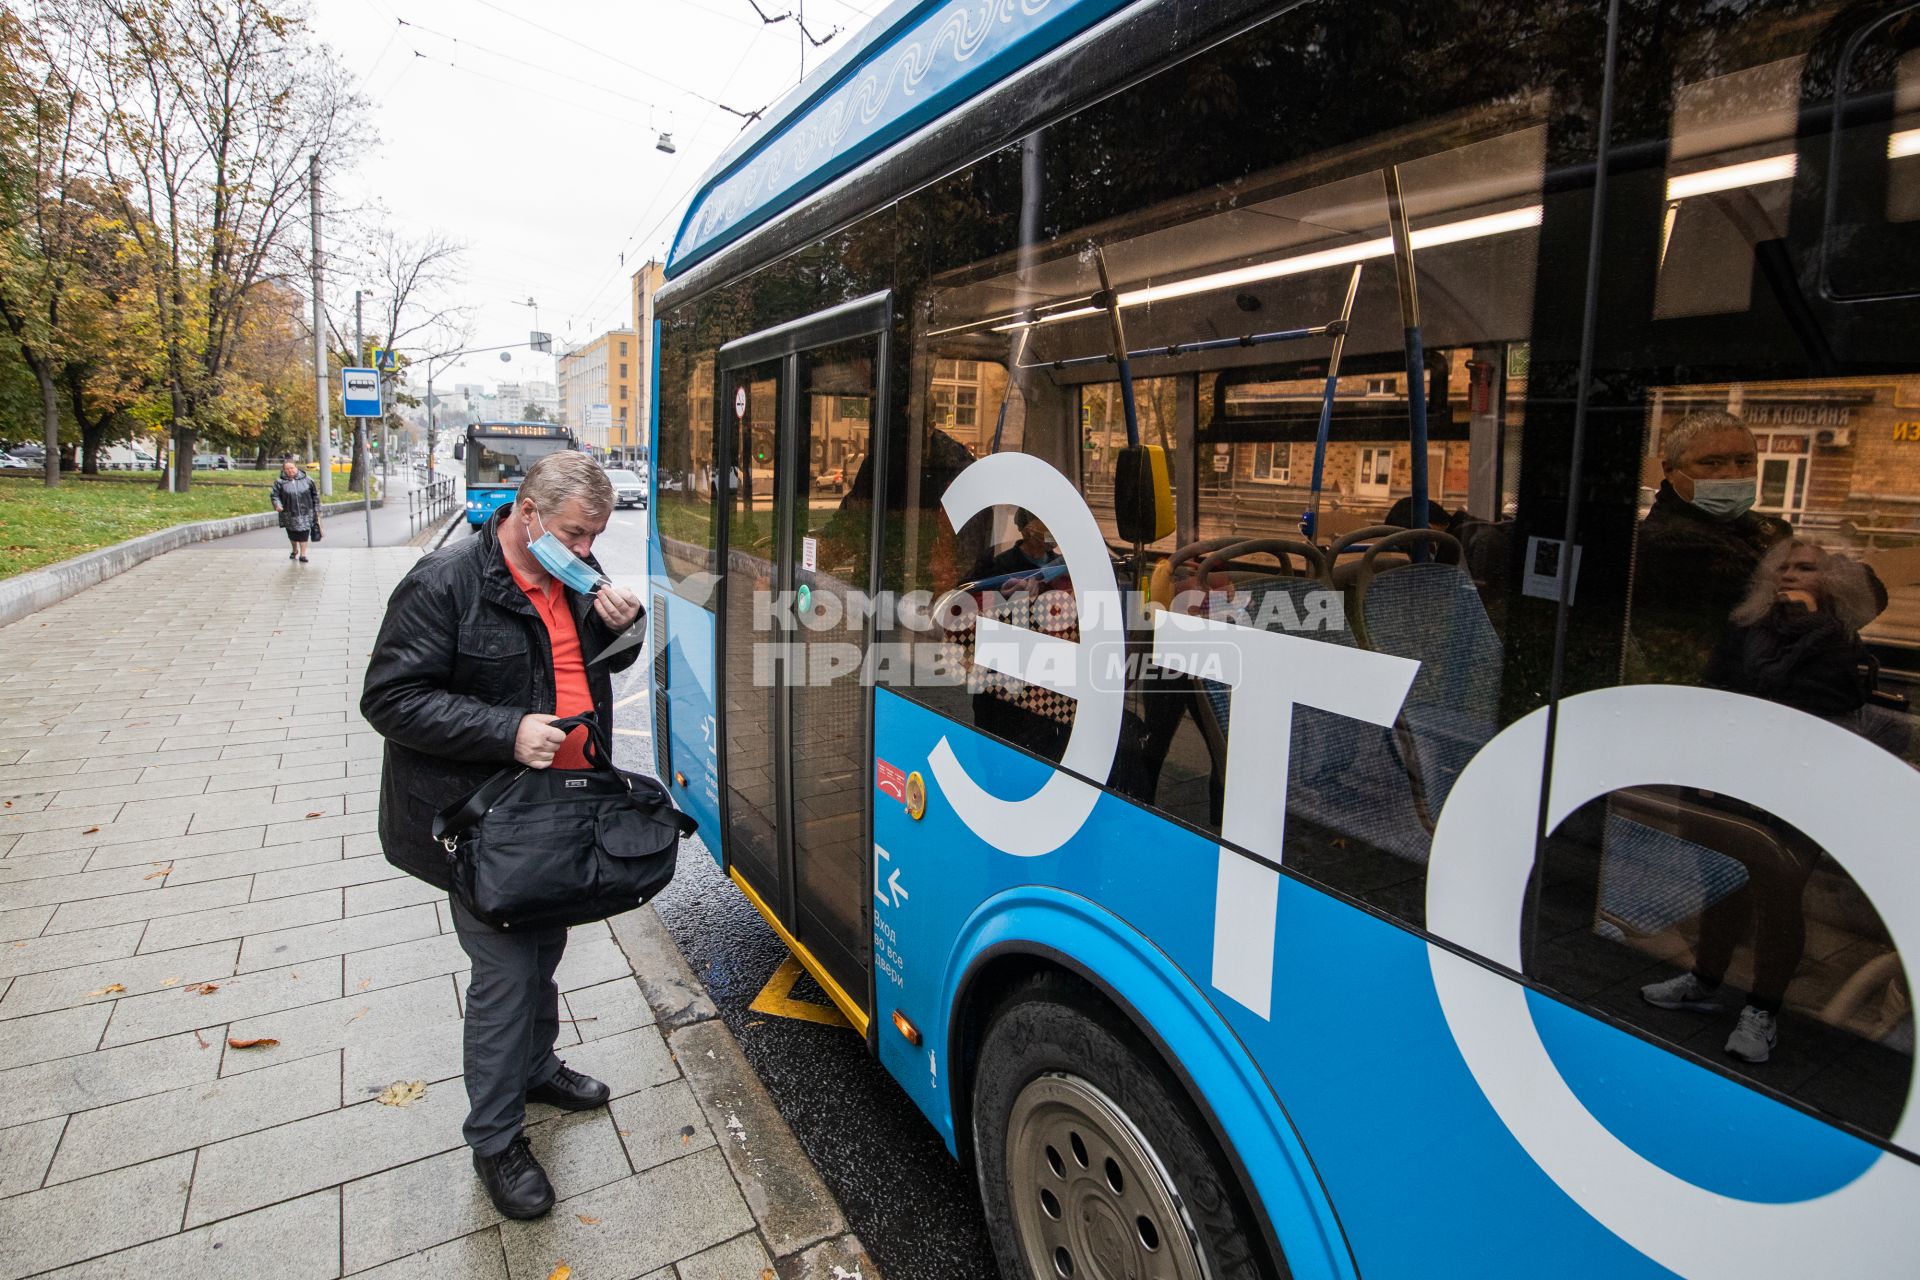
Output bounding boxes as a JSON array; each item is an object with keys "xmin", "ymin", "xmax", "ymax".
[
  {"xmin": 974, "ymin": 508, "xmax": 1059, "ymax": 582},
  {"xmin": 1629, "ymin": 410, "xmax": 1792, "ymax": 682}
]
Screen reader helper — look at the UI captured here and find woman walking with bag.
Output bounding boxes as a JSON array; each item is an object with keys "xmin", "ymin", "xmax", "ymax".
[{"xmin": 270, "ymin": 456, "xmax": 321, "ymax": 561}]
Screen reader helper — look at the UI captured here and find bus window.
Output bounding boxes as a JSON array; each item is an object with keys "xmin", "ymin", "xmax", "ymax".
[
  {"xmin": 654, "ymin": 314, "xmax": 719, "ymax": 598},
  {"xmin": 873, "ymin": 45, "xmax": 1565, "ymax": 933},
  {"xmin": 1527, "ymin": 4, "xmax": 1917, "ymax": 1146},
  {"xmin": 951, "ymin": 103, "xmax": 1550, "ymax": 926},
  {"xmin": 470, "ymin": 442, "xmax": 535, "ymax": 484}
]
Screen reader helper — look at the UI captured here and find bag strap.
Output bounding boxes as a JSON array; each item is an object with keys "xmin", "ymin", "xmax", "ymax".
[
  {"xmin": 432, "ymin": 763, "xmax": 528, "ymax": 849},
  {"xmin": 625, "ymin": 780, "xmax": 700, "ymax": 837},
  {"xmin": 546, "ymin": 712, "xmax": 615, "ymax": 771}
]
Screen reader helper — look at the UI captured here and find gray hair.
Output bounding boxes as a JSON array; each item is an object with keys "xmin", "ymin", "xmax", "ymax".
[
  {"xmin": 519, "ymin": 451, "xmax": 614, "ymax": 519},
  {"xmin": 1661, "ymin": 410, "xmax": 1754, "ymax": 469},
  {"xmin": 1731, "ymin": 537, "xmax": 1879, "ymax": 631}
]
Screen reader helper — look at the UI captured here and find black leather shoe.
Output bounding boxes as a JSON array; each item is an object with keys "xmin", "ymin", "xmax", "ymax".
[
  {"xmin": 472, "ymin": 1135, "xmax": 554, "ymax": 1219},
  {"xmin": 525, "ymin": 1062, "xmax": 611, "ymax": 1111}
]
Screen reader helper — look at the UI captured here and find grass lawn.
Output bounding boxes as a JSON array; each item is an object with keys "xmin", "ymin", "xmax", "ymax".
[{"xmin": 0, "ymin": 471, "xmax": 366, "ymax": 579}]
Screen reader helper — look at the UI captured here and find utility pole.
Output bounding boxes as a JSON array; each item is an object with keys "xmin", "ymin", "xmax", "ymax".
[
  {"xmin": 355, "ymin": 291, "xmax": 372, "ymax": 546},
  {"xmin": 426, "ymin": 364, "xmax": 437, "ymax": 486},
  {"xmin": 309, "ymin": 154, "xmax": 333, "ymax": 497}
]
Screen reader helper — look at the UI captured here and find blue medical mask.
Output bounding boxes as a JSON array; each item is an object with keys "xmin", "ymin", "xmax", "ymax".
[
  {"xmin": 526, "ymin": 508, "xmax": 609, "ymax": 595},
  {"xmin": 1687, "ymin": 477, "xmax": 1756, "ymax": 520}
]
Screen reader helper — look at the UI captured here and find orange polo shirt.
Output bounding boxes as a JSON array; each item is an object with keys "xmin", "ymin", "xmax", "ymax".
[{"xmin": 505, "ymin": 557, "xmax": 594, "ymax": 769}]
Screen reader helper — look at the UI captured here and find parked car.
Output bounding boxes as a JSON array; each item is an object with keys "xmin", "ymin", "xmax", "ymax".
[
  {"xmin": 604, "ymin": 469, "xmax": 647, "ymax": 510},
  {"xmin": 191, "ymin": 452, "xmax": 234, "ymax": 470},
  {"xmin": 0, "ymin": 452, "xmax": 37, "ymax": 470},
  {"xmin": 101, "ymin": 444, "xmax": 158, "ymax": 470}
]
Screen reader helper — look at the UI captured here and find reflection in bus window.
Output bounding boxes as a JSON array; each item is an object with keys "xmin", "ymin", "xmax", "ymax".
[
  {"xmin": 1530, "ymin": 14, "xmax": 1916, "ymax": 1145},
  {"xmin": 655, "ymin": 322, "xmax": 718, "ymax": 594},
  {"xmin": 1654, "ymin": 57, "xmax": 1803, "ymax": 321},
  {"xmin": 879, "ymin": 85, "xmax": 1553, "ymax": 927}
]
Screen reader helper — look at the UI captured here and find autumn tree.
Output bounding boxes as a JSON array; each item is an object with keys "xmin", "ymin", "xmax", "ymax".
[
  {"xmin": 88, "ymin": 0, "xmax": 366, "ymax": 491},
  {"xmin": 0, "ymin": 8, "xmax": 96, "ymax": 486},
  {"xmin": 228, "ymin": 279, "xmax": 314, "ymax": 466}
]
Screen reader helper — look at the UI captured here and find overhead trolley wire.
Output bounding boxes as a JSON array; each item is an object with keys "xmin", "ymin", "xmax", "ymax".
[
  {"xmin": 391, "ymin": 15, "xmax": 743, "ymax": 136},
  {"xmin": 561, "ymin": 25, "xmax": 776, "ymax": 333},
  {"xmin": 464, "ymin": 0, "xmax": 765, "ymax": 120}
]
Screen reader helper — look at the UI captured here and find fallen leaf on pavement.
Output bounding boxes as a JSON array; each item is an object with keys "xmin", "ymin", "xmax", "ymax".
[
  {"xmin": 679, "ymin": 1125, "xmax": 696, "ymax": 1145},
  {"xmin": 574, "ymin": 1214, "xmax": 599, "ymax": 1226},
  {"xmin": 143, "ymin": 865, "xmax": 172, "ymax": 880},
  {"xmin": 356, "ymin": 978, "xmax": 371, "ymax": 991},
  {"xmin": 81, "ymin": 826, "xmax": 99, "ymax": 834},
  {"xmin": 761, "ymin": 1270, "xmax": 776, "ymax": 1280},
  {"xmin": 546, "ymin": 1266, "xmax": 571, "ymax": 1280},
  {"xmin": 193, "ymin": 1029, "xmax": 209, "ymax": 1050},
  {"xmin": 377, "ymin": 1080, "xmax": 427, "ymax": 1107},
  {"xmin": 161, "ymin": 977, "xmax": 181, "ymax": 987},
  {"xmin": 86, "ymin": 983, "xmax": 125, "ymax": 997},
  {"xmin": 188, "ymin": 983, "xmax": 219, "ymax": 996},
  {"xmin": 346, "ymin": 1007, "xmax": 369, "ymax": 1023},
  {"xmin": 227, "ymin": 1037, "xmax": 278, "ymax": 1049},
  {"xmin": 304, "ymin": 811, "xmax": 323, "ymax": 819}
]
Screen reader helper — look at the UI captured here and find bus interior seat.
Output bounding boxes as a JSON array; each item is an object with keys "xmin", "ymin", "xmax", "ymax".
[
  {"xmin": 1186, "ymin": 538, "xmax": 1430, "ymax": 864},
  {"xmin": 1595, "ymin": 785, "xmax": 1905, "ymax": 1048},
  {"xmin": 1592, "ymin": 790, "xmax": 1754, "ymax": 941},
  {"xmin": 1353, "ymin": 529, "xmax": 1498, "ymax": 823},
  {"xmin": 1329, "ymin": 525, "xmax": 1411, "ymax": 591}
]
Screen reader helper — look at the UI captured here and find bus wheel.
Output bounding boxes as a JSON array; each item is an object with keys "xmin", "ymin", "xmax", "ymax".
[{"xmin": 973, "ymin": 977, "xmax": 1270, "ymax": 1280}]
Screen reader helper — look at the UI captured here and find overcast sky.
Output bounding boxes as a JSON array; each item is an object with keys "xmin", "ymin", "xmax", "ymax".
[{"xmin": 307, "ymin": 0, "xmax": 882, "ymax": 390}]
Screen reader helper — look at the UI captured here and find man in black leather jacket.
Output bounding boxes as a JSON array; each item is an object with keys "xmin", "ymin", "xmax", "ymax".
[{"xmin": 361, "ymin": 451, "xmax": 643, "ymax": 1220}]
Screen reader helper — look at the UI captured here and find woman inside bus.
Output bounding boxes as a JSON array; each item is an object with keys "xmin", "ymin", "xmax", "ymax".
[
  {"xmin": 1707, "ymin": 538, "xmax": 1898, "ymax": 749},
  {"xmin": 1642, "ymin": 539, "xmax": 1901, "ymax": 1064}
]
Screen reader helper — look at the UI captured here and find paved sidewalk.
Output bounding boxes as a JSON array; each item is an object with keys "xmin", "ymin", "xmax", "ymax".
[
  {"xmin": 184, "ymin": 470, "xmax": 453, "ymax": 551},
  {"xmin": 0, "ymin": 548, "xmax": 872, "ymax": 1280}
]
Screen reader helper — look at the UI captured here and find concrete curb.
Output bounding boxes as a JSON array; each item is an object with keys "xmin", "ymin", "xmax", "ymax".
[
  {"xmin": 406, "ymin": 512, "xmax": 462, "ymax": 550},
  {"xmin": 609, "ymin": 905, "xmax": 879, "ymax": 1278},
  {"xmin": 0, "ymin": 496, "xmax": 383, "ymax": 631}
]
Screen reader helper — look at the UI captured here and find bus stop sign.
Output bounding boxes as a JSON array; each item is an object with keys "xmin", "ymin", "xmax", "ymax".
[{"xmin": 341, "ymin": 367, "xmax": 381, "ymax": 418}]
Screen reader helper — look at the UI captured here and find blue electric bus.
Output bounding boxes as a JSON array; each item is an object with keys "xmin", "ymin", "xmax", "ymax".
[
  {"xmin": 456, "ymin": 421, "xmax": 578, "ymax": 526},
  {"xmin": 646, "ymin": 2, "xmax": 1920, "ymax": 1275}
]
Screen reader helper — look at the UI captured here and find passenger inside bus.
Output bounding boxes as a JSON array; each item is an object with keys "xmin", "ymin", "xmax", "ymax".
[
  {"xmin": 970, "ymin": 509, "xmax": 1058, "ymax": 581},
  {"xmin": 1641, "ymin": 538, "xmax": 1911, "ymax": 1061}
]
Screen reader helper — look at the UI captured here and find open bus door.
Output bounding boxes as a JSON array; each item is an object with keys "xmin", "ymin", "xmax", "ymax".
[{"xmin": 713, "ymin": 294, "xmax": 891, "ymax": 1036}]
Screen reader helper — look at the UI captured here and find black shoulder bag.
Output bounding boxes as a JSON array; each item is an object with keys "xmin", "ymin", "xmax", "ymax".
[{"xmin": 432, "ymin": 713, "xmax": 696, "ymax": 931}]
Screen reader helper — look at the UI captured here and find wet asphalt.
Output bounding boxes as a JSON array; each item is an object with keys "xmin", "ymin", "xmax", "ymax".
[{"xmin": 591, "ymin": 509, "xmax": 1002, "ymax": 1280}]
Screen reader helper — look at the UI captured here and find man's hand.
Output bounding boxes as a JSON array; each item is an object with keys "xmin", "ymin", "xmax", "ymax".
[
  {"xmin": 593, "ymin": 584, "xmax": 642, "ymax": 631},
  {"xmin": 514, "ymin": 714, "xmax": 569, "ymax": 769}
]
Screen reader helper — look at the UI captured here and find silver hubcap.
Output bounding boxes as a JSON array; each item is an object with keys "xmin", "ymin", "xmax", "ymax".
[{"xmin": 1006, "ymin": 1073, "xmax": 1208, "ymax": 1280}]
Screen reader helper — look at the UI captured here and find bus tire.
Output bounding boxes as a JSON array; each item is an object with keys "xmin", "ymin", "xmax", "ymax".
[{"xmin": 972, "ymin": 974, "xmax": 1273, "ymax": 1280}]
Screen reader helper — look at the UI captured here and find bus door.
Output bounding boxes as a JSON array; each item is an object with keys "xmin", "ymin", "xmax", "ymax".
[{"xmin": 715, "ymin": 294, "xmax": 890, "ymax": 1025}]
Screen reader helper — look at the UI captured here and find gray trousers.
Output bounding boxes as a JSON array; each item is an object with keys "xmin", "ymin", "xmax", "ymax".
[{"xmin": 450, "ymin": 896, "xmax": 567, "ymax": 1156}]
